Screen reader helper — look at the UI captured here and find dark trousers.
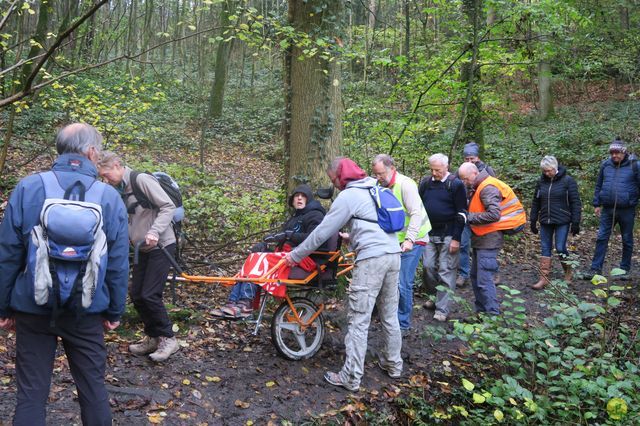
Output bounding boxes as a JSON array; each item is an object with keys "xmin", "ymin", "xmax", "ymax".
[
  {"xmin": 131, "ymin": 244, "xmax": 175, "ymax": 338},
  {"xmin": 13, "ymin": 312, "xmax": 111, "ymax": 426},
  {"xmin": 591, "ymin": 206, "xmax": 635, "ymax": 273}
]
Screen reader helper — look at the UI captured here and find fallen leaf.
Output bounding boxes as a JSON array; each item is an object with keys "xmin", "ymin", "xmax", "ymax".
[
  {"xmin": 183, "ymin": 379, "xmax": 191, "ymax": 385},
  {"xmin": 265, "ymin": 381, "xmax": 276, "ymax": 387},
  {"xmin": 235, "ymin": 399, "xmax": 250, "ymax": 409},
  {"xmin": 206, "ymin": 376, "xmax": 222, "ymax": 382}
]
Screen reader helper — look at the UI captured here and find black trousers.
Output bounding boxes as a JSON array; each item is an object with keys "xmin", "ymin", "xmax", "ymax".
[
  {"xmin": 13, "ymin": 312, "xmax": 111, "ymax": 426},
  {"xmin": 131, "ymin": 244, "xmax": 175, "ymax": 338}
]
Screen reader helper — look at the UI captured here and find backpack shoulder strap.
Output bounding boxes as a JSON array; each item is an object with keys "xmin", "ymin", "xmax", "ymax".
[{"xmin": 129, "ymin": 170, "xmax": 155, "ymax": 211}]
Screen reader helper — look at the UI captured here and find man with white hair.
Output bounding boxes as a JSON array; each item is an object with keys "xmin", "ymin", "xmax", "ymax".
[
  {"xmin": 418, "ymin": 154, "xmax": 467, "ymax": 321},
  {"xmin": 371, "ymin": 154, "xmax": 431, "ymax": 333},
  {"xmin": 0, "ymin": 123, "xmax": 129, "ymax": 425},
  {"xmin": 458, "ymin": 162, "xmax": 525, "ymax": 315}
]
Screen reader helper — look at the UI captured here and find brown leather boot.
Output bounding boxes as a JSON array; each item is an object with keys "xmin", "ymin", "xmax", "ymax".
[
  {"xmin": 561, "ymin": 261, "xmax": 573, "ymax": 283},
  {"xmin": 532, "ymin": 256, "xmax": 552, "ymax": 290}
]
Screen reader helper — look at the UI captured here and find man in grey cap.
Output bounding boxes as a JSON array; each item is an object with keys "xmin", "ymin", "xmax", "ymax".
[
  {"xmin": 588, "ymin": 137, "xmax": 640, "ymax": 278},
  {"xmin": 457, "ymin": 142, "xmax": 496, "ymax": 287}
]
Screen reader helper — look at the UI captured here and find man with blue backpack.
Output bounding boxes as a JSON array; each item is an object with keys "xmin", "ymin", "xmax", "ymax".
[
  {"xmin": 284, "ymin": 157, "xmax": 403, "ymax": 391},
  {"xmin": 98, "ymin": 152, "xmax": 180, "ymax": 362},
  {"xmin": 0, "ymin": 123, "xmax": 129, "ymax": 425},
  {"xmin": 371, "ymin": 154, "xmax": 431, "ymax": 333}
]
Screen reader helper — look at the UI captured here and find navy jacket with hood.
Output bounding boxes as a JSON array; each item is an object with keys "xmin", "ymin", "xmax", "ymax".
[
  {"xmin": 593, "ymin": 155, "xmax": 640, "ymax": 209},
  {"xmin": 0, "ymin": 154, "xmax": 130, "ymax": 321},
  {"xmin": 530, "ymin": 165, "xmax": 582, "ymax": 226}
]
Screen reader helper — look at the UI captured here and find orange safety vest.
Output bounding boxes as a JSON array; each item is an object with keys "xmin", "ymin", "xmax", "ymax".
[{"xmin": 469, "ymin": 176, "xmax": 526, "ymax": 236}]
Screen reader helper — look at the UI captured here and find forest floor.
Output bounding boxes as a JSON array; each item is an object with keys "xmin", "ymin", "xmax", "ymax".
[
  {"xmin": 0, "ymin": 229, "xmax": 635, "ymax": 425},
  {"xmin": 0, "ymin": 131, "xmax": 638, "ymax": 425}
]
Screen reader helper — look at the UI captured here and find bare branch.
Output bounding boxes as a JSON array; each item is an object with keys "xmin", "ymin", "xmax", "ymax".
[{"xmin": 21, "ymin": 0, "xmax": 109, "ymax": 99}]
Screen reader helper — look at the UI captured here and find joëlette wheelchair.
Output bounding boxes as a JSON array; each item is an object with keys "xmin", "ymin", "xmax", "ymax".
[{"xmin": 137, "ymin": 233, "xmax": 354, "ymax": 360}]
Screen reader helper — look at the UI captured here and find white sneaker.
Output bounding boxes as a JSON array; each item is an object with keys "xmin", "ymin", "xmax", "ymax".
[
  {"xmin": 149, "ymin": 336, "xmax": 179, "ymax": 362},
  {"xmin": 129, "ymin": 336, "xmax": 159, "ymax": 356},
  {"xmin": 433, "ymin": 312, "xmax": 447, "ymax": 322}
]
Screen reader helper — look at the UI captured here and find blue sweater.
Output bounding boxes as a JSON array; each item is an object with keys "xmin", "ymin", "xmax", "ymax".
[
  {"xmin": 0, "ymin": 154, "xmax": 130, "ymax": 321},
  {"xmin": 419, "ymin": 175, "xmax": 467, "ymax": 241},
  {"xmin": 593, "ymin": 155, "xmax": 640, "ymax": 209}
]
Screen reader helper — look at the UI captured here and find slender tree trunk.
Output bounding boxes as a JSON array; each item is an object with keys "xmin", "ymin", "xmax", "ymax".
[
  {"xmin": 403, "ymin": 0, "xmax": 410, "ymax": 59},
  {"xmin": 208, "ymin": 0, "xmax": 235, "ymax": 119},
  {"xmin": 284, "ymin": 0, "xmax": 343, "ymax": 192},
  {"xmin": 538, "ymin": 60, "xmax": 554, "ymax": 120},
  {"xmin": 451, "ymin": 0, "xmax": 483, "ymax": 156}
]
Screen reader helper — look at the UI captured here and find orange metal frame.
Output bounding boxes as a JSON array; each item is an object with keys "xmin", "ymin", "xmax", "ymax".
[{"xmin": 177, "ymin": 250, "xmax": 354, "ymax": 327}]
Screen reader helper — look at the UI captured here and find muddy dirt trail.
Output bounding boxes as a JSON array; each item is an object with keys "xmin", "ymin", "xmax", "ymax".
[{"xmin": 0, "ymin": 230, "xmax": 635, "ymax": 425}]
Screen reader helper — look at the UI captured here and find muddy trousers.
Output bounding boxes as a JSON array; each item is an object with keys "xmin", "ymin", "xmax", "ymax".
[
  {"xmin": 338, "ymin": 253, "xmax": 402, "ymax": 389},
  {"xmin": 131, "ymin": 244, "xmax": 175, "ymax": 338},
  {"xmin": 13, "ymin": 313, "xmax": 111, "ymax": 426}
]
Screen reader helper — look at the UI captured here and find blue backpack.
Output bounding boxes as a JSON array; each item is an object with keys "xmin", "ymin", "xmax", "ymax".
[
  {"xmin": 354, "ymin": 186, "xmax": 406, "ymax": 233},
  {"xmin": 27, "ymin": 172, "xmax": 108, "ymax": 322}
]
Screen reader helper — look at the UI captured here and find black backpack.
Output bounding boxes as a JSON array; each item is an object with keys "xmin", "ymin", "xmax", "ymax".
[{"xmin": 128, "ymin": 171, "xmax": 185, "ymax": 260}]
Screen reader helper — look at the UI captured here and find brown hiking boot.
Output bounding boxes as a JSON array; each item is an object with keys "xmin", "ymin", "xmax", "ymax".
[
  {"xmin": 129, "ymin": 336, "xmax": 159, "ymax": 356},
  {"xmin": 149, "ymin": 336, "xmax": 179, "ymax": 362},
  {"xmin": 561, "ymin": 261, "xmax": 573, "ymax": 283},
  {"xmin": 456, "ymin": 275, "xmax": 469, "ymax": 287},
  {"xmin": 532, "ymin": 256, "xmax": 552, "ymax": 290}
]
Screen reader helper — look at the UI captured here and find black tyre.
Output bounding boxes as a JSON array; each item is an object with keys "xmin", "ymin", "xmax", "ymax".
[{"xmin": 270, "ymin": 297, "xmax": 325, "ymax": 360}]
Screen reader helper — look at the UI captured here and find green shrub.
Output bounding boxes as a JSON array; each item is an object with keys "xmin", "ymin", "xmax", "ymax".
[{"xmin": 395, "ymin": 280, "xmax": 640, "ymax": 424}]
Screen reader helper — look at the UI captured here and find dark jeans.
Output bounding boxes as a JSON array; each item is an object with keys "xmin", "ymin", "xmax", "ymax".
[
  {"xmin": 131, "ymin": 244, "xmax": 175, "ymax": 338},
  {"xmin": 539, "ymin": 223, "xmax": 570, "ymax": 257},
  {"xmin": 13, "ymin": 312, "xmax": 111, "ymax": 426},
  {"xmin": 470, "ymin": 248, "xmax": 501, "ymax": 315},
  {"xmin": 591, "ymin": 206, "xmax": 636, "ymax": 272}
]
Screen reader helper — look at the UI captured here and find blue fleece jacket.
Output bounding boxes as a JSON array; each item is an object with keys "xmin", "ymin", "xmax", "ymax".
[{"xmin": 0, "ymin": 154, "xmax": 129, "ymax": 321}]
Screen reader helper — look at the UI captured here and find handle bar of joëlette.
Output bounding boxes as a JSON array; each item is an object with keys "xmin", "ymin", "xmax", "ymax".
[{"xmin": 133, "ymin": 240, "xmax": 183, "ymax": 274}]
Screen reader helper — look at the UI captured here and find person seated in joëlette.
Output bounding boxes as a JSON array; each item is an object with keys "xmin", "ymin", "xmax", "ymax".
[{"xmin": 212, "ymin": 184, "xmax": 329, "ymax": 318}]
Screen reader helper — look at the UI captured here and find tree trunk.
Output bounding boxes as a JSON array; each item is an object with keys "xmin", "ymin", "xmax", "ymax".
[
  {"xmin": 403, "ymin": 0, "xmax": 410, "ymax": 59},
  {"xmin": 538, "ymin": 60, "xmax": 554, "ymax": 120},
  {"xmin": 284, "ymin": 0, "xmax": 343, "ymax": 193},
  {"xmin": 208, "ymin": 0, "xmax": 235, "ymax": 119},
  {"xmin": 451, "ymin": 0, "xmax": 484, "ymax": 156}
]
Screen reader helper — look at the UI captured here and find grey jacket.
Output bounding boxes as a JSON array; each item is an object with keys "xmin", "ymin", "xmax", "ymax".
[
  {"xmin": 122, "ymin": 167, "xmax": 176, "ymax": 251},
  {"xmin": 467, "ymin": 170, "xmax": 503, "ymax": 249},
  {"xmin": 289, "ymin": 177, "xmax": 401, "ymax": 263}
]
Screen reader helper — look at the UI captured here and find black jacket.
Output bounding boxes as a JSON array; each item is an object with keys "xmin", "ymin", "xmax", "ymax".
[
  {"xmin": 530, "ymin": 166, "xmax": 582, "ymax": 226},
  {"xmin": 282, "ymin": 184, "xmax": 329, "ymax": 250}
]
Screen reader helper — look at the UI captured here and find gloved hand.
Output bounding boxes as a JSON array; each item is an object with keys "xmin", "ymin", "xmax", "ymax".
[
  {"xmin": 264, "ymin": 232, "xmax": 286, "ymax": 244},
  {"xmin": 570, "ymin": 222, "xmax": 580, "ymax": 235},
  {"xmin": 530, "ymin": 222, "xmax": 538, "ymax": 235}
]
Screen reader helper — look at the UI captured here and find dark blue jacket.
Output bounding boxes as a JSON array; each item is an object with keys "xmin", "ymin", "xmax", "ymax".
[
  {"xmin": 418, "ymin": 174, "xmax": 467, "ymax": 241},
  {"xmin": 593, "ymin": 155, "xmax": 640, "ymax": 209},
  {"xmin": 530, "ymin": 166, "xmax": 581, "ymax": 226},
  {"xmin": 0, "ymin": 154, "xmax": 129, "ymax": 321}
]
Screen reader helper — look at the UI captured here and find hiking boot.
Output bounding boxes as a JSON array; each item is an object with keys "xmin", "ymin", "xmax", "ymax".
[
  {"xmin": 149, "ymin": 336, "xmax": 179, "ymax": 362},
  {"xmin": 129, "ymin": 336, "xmax": 159, "ymax": 356},
  {"xmin": 561, "ymin": 261, "xmax": 573, "ymax": 283},
  {"xmin": 375, "ymin": 361, "xmax": 401, "ymax": 379},
  {"xmin": 433, "ymin": 312, "xmax": 447, "ymax": 322},
  {"xmin": 456, "ymin": 275, "xmax": 469, "ymax": 288},
  {"xmin": 532, "ymin": 256, "xmax": 551, "ymax": 290},
  {"xmin": 324, "ymin": 371, "xmax": 359, "ymax": 391}
]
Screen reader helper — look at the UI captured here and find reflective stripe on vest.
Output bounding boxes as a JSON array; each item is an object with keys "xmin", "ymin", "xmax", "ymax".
[
  {"xmin": 391, "ymin": 174, "xmax": 431, "ymax": 242},
  {"xmin": 469, "ymin": 176, "xmax": 526, "ymax": 236}
]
